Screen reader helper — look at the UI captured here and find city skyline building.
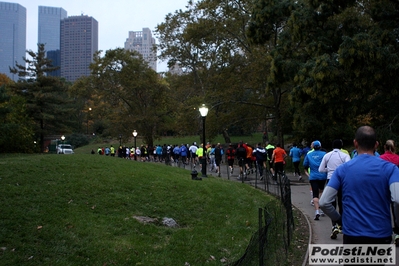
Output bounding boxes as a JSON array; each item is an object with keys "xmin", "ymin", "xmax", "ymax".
[
  {"xmin": 38, "ymin": 6, "xmax": 67, "ymax": 77},
  {"xmin": 124, "ymin": 28, "xmax": 157, "ymax": 72},
  {"xmin": 0, "ymin": 2, "xmax": 26, "ymax": 81},
  {"xmin": 60, "ymin": 15, "xmax": 98, "ymax": 82}
]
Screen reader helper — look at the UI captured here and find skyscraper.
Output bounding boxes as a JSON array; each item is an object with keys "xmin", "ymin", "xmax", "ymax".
[
  {"xmin": 38, "ymin": 6, "xmax": 67, "ymax": 77},
  {"xmin": 0, "ymin": 2, "xmax": 26, "ymax": 81},
  {"xmin": 124, "ymin": 28, "xmax": 157, "ymax": 72},
  {"xmin": 60, "ymin": 15, "xmax": 98, "ymax": 82}
]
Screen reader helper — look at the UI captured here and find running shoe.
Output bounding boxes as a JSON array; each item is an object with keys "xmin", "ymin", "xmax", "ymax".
[
  {"xmin": 310, "ymin": 199, "xmax": 314, "ymax": 206},
  {"xmin": 298, "ymin": 175, "xmax": 302, "ymax": 181},
  {"xmin": 319, "ymin": 210, "xmax": 325, "ymax": 217},
  {"xmin": 314, "ymin": 210, "xmax": 320, "ymax": 220},
  {"xmin": 395, "ymin": 235, "xmax": 399, "ymax": 247},
  {"xmin": 330, "ymin": 225, "xmax": 340, "ymax": 239}
]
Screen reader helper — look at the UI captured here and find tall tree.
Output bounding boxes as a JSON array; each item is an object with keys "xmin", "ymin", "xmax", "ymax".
[
  {"xmin": 248, "ymin": 0, "xmax": 399, "ymax": 143},
  {"xmin": 88, "ymin": 48, "xmax": 171, "ymax": 146},
  {"xmin": 10, "ymin": 44, "xmax": 74, "ymax": 152},
  {"xmin": 156, "ymin": 0, "xmax": 288, "ymax": 144}
]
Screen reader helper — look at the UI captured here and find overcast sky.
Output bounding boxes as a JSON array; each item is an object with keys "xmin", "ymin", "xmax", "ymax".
[{"xmin": 12, "ymin": 0, "xmax": 191, "ymax": 72}]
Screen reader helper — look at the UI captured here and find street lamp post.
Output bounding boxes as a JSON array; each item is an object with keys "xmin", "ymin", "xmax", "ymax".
[
  {"xmin": 119, "ymin": 134, "xmax": 122, "ymax": 147},
  {"xmin": 61, "ymin": 135, "xmax": 65, "ymax": 154},
  {"xmin": 86, "ymin": 107, "xmax": 92, "ymax": 134},
  {"xmin": 199, "ymin": 104, "xmax": 209, "ymax": 177},
  {"xmin": 132, "ymin": 130, "xmax": 138, "ymax": 161}
]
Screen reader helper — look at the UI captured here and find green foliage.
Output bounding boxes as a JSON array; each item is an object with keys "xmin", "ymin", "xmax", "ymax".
[
  {"xmin": 9, "ymin": 44, "xmax": 75, "ymax": 152},
  {"xmin": 156, "ymin": 0, "xmax": 288, "ymax": 144},
  {"xmin": 65, "ymin": 133, "xmax": 90, "ymax": 149},
  {"xmin": 249, "ymin": 0, "xmax": 399, "ymax": 142},
  {"xmin": 85, "ymin": 49, "xmax": 171, "ymax": 146},
  {"xmin": 0, "ymin": 85, "xmax": 35, "ymax": 153},
  {"xmin": 0, "ymin": 154, "xmax": 274, "ymax": 265}
]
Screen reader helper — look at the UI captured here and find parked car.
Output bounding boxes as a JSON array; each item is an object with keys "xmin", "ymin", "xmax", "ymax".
[{"xmin": 57, "ymin": 144, "xmax": 74, "ymax": 154}]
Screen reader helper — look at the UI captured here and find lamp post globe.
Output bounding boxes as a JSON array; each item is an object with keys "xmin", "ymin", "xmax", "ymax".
[
  {"xmin": 132, "ymin": 130, "xmax": 138, "ymax": 161},
  {"xmin": 199, "ymin": 104, "xmax": 208, "ymax": 177},
  {"xmin": 61, "ymin": 135, "xmax": 65, "ymax": 154}
]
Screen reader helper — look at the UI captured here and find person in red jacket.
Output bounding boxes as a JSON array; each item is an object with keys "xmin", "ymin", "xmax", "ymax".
[{"xmin": 380, "ymin": 140, "xmax": 399, "ymax": 166}]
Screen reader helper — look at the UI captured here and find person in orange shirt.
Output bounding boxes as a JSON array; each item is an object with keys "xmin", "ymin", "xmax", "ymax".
[
  {"xmin": 271, "ymin": 143, "xmax": 287, "ymax": 180},
  {"xmin": 245, "ymin": 143, "xmax": 254, "ymax": 175}
]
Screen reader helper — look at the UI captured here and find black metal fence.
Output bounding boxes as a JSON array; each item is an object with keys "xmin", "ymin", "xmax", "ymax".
[
  {"xmin": 165, "ymin": 157, "xmax": 296, "ymax": 265},
  {"xmin": 230, "ymin": 163, "xmax": 295, "ymax": 266}
]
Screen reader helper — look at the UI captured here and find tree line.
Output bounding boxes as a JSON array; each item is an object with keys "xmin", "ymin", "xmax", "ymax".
[{"xmin": 1, "ymin": 0, "xmax": 398, "ymax": 153}]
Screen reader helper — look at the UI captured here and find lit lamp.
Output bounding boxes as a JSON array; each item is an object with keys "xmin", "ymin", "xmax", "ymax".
[
  {"xmin": 199, "ymin": 104, "xmax": 209, "ymax": 177},
  {"xmin": 86, "ymin": 107, "xmax": 92, "ymax": 134},
  {"xmin": 61, "ymin": 135, "xmax": 65, "ymax": 154},
  {"xmin": 132, "ymin": 130, "xmax": 138, "ymax": 161}
]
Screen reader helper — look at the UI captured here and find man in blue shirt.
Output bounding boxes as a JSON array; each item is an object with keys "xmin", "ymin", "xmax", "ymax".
[
  {"xmin": 303, "ymin": 140, "xmax": 327, "ymax": 220},
  {"xmin": 289, "ymin": 143, "xmax": 303, "ymax": 180},
  {"xmin": 320, "ymin": 126, "xmax": 399, "ymax": 247}
]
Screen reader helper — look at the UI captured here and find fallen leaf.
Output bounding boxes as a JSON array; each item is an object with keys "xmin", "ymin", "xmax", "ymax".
[
  {"xmin": 37, "ymin": 226, "xmax": 43, "ymax": 230},
  {"xmin": 210, "ymin": 255, "xmax": 215, "ymax": 260}
]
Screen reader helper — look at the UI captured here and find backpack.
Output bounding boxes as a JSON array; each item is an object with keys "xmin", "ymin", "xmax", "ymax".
[{"xmin": 236, "ymin": 146, "xmax": 246, "ymax": 158}]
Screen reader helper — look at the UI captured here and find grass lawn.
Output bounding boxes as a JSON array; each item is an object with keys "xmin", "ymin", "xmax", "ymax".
[{"xmin": 0, "ymin": 153, "xmax": 276, "ymax": 265}]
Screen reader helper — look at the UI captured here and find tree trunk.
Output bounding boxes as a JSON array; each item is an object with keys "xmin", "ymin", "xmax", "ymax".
[{"xmin": 222, "ymin": 129, "xmax": 231, "ymax": 144}]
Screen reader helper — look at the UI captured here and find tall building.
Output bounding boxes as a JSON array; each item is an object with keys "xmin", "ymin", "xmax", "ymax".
[
  {"xmin": 60, "ymin": 15, "xmax": 98, "ymax": 82},
  {"xmin": 38, "ymin": 6, "xmax": 67, "ymax": 77},
  {"xmin": 124, "ymin": 28, "xmax": 157, "ymax": 72},
  {"xmin": 0, "ymin": 2, "xmax": 26, "ymax": 81}
]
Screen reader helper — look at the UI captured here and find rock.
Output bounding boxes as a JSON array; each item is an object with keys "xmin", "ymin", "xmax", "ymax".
[{"xmin": 162, "ymin": 217, "xmax": 179, "ymax": 228}]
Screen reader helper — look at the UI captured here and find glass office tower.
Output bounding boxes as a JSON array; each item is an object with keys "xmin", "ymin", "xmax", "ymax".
[
  {"xmin": 0, "ymin": 2, "xmax": 26, "ymax": 81},
  {"xmin": 60, "ymin": 15, "xmax": 98, "ymax": 82},
  {"xmin": 38, "ymin": 6, "xmax": 67, "ymax": 77}
]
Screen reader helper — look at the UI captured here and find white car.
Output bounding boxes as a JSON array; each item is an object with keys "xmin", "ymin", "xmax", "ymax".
[{"xmin": 57, "ymin": 144, "xmax": 74, "ymax": 154}]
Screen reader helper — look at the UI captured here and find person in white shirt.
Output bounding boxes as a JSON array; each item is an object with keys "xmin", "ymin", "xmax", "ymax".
[
  {"xmin": 318, "ymin": 139, "xmax": 350, "ymax": 239},
  {"xmin": 189, "ymin": 142, "xmax": 198, "ymax": 166}
]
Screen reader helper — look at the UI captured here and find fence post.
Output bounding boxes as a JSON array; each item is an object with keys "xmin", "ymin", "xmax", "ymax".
[{"xmin": 258, "ymin": 208, "xmax": 264, "ymax": 266}]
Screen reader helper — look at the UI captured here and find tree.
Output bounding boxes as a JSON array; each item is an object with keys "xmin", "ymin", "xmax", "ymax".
[
  {"xmin": 88, "ymin": 48, "xmax": 172, "ymax": 146},
  {"xmin": 156, "ymin": 0, "xmax": 287, "ymax": 144},
  {"xmin": 248, "ymin": 0, "xmax": 399, "ymax": 144},
  {"xmin": 10, "ymin": 44, "xmax": 74, "ymax": 152},
  {"xmin": 0, "ymin": 82, "xmax": 35, "ymax": 153}
]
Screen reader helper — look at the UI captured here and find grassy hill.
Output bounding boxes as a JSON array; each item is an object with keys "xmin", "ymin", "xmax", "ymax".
[{"xmin": 0, "ymin": 153, "xmax": 275, "ymax": 265}]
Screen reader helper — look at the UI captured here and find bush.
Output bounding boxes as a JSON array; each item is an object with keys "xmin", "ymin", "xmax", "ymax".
[{"xmin": 66, "ymin": 133, "xmax": 90, "ymax": 148}]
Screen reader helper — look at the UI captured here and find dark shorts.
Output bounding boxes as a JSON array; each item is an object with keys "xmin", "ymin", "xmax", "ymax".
[
  {"xmin": 246, "ymin": 158, "xmax": 252, "ymax": 165},
  {"xmin": 238, "ymin": 158, "xmax": 245, "ymax": 167},
  {"xmin": 274, "ymin": 162, "xmax": 284, "ymax": 174},
  {"xmin": 215, "ymin": 158, "xmax": 221, "ymax": 166},
  {"xmin": 310, "ymin": 180, "xmax": 326, "ymax": 199},
  {"xmin": 268, "ymin": 160, "xmax": 273, "ymax": 169},
  {"xmin": 228, "ymin": 159, "xmax": 234, "ymax": 167}
]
